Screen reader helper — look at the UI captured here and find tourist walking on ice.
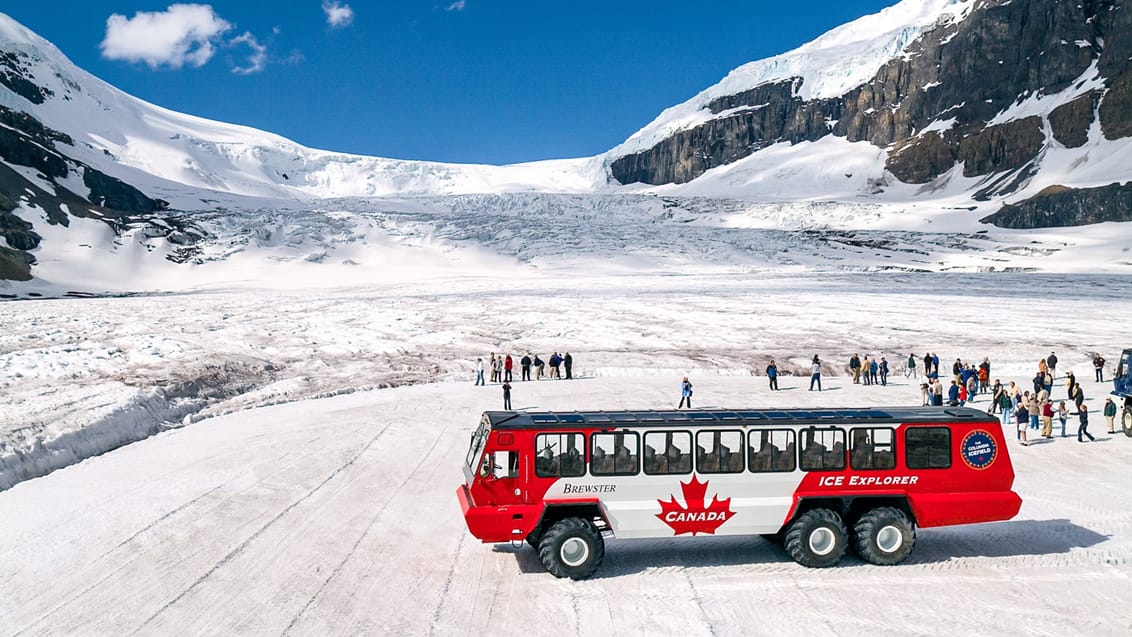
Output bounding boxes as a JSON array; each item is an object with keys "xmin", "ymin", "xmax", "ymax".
[
  {"xmin": 679, "ymin": 377, "xmax": 693, "ymax": 409},
  {"xmin": 502, "ymin": 381, "xmax": 512, "ymax": 410},
  {"xmin": 850, "ymin": 353, "xmax": 862, "ymax": 384},
  {"xmin": 534, "ymin": 354, "xmax": 545, "ymax": 380},
  {"xmin": 1047, "ymin": 351, "xmax": 1058, "ymax": 379},
  {"xmin": 1058, "ymin": 401, "xmax": 1069, "ymax": 437},
  {"xmin": 809, "ymin": 356, "xmax": 822, "ymax": 391},
  {"xmin": 766, "ymin": 360, "xmax": 779, "ymax": 391},
  {"xmin": 907, "ymin": 353, "xmax": 917, "ymax": 379},
  {"xmin": 1094, "ymin": 352, "xmax": 1106, "ymax": 383},
  {"xmin": 1078, "ymin": 404, "xmax": 1095, "ymax": 442},
  {"xmin": 564, "ymin": 352, "xmax": 573, "ymax": 380},
  {"xmin": 1016, "ymin": 399, "xmax": 1029, "ymax": 445}
]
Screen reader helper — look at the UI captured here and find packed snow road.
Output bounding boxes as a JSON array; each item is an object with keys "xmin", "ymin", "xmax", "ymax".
[{"xmin": 1, "ymin": 374, "xmax": 1130, "ymax": 636}]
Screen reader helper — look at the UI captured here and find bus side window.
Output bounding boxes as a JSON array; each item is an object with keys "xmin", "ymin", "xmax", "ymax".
[
  {"xmin": 591, "ymin": 432, "xmax": 639, "ymax": 476},
  {"xmin": 486, "ymin": 450, "xmax": 518, "ymax": 479},
  {"xmin": 749, "ymin": 429, "xmax": 795, "ymax": 472},
  {"xmin": 536, "ymin": 433, "xmax": 585, "ymax": 478},
  {"xmin": 851, "ymin": 427, "xmax": 895, "ymax": 471},
  {"xmin": 643, "ymin": 431, "xmax": 692, "ymax": 475},
  {"xmin": 696, "ymin": 430, "xmax": 743, "ymax": 473},
  {"xmin": 905, "ymin": 427, "xmax": 951, "ymax": 469},
  {"xmin": 801, "ymin": 427, "xmax": 846, "ymax": 471}
]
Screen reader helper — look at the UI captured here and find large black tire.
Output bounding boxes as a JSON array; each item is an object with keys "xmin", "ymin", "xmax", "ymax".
[
  {"xmin": 526, "ymin": 528, "xmax": 543, "ymax": 549},
  {"xmin": 1122, "ymin": 406, "xmax": 1132, "ymax": 438},
  {"xmin": 784, "ymin": 508, "xmax": 848, "ymax": 568},
  {"xmin": 853, "ymin": 507, "xmax": 916, "ymax": 566},
  {"xmin": 537, "ymin": 518, "xmax": 605, "ymax": 579}
]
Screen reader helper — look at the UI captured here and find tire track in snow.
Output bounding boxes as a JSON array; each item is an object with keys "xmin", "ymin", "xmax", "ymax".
[
  {"xmin": 9, "ymin": 445, "xmax": 317, "ymax": 637},
  {"xmin": 130, "ymin": 421, "xmax": 394, "ymax": 635},
  {"xmin": 281, "ymin": 419, "xmax": 450, "ymax": 635}
]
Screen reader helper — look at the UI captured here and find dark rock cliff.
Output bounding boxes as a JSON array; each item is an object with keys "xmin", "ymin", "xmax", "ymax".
[
  {"xmin": 0, "ymin": 104, "xmax": 165, "ymax": 280},
  {"xmin": 980, "ymin": 183, "xmax": 1132, "ymax": 228},
  {"xmin": 610, "ymin": 0, "xmax": 1132, "ymax": 227}
]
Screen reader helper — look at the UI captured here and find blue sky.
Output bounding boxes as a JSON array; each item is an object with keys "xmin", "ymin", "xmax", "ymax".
[{"xmin": 6, "ymin": 1, "xmax": 895, "ymax": 164}]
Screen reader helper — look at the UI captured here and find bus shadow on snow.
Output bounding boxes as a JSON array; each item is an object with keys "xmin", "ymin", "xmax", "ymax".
[
  {"xmin": 907, "ymin": 518, "xmax": 1108, "ymax": 564},
  {"xmin": 495, "ymin": 519, "xmax": 1107, "ymax": 576}
]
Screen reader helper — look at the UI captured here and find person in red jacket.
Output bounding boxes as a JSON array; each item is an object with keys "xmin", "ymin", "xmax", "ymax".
[{"xmin": 504, "ymin": 354, "xmax": 514, "ymax": 382}]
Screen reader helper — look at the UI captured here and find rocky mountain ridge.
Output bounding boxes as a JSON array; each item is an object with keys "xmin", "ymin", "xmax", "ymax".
[{"xmin": 610, "ymin": 0, "xmax": 1132, "ymax": 224}]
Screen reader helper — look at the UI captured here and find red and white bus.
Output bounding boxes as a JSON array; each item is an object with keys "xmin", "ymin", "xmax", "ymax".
[{"xmin": 457, "ymin": 407, "xmax": 1021, "ymax": 579}]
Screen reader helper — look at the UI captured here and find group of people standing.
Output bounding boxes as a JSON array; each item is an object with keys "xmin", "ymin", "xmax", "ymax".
[
  {"xmin": 848, "ymin": 353, "xmax": 890, "ymax": 386},
  {"xmin": 475, "ymin": 351, "xmax": 574, "ymax": 386},
  {"xmin": 475, "ymin": 351, "xmax": 575, "ymax": 410}
]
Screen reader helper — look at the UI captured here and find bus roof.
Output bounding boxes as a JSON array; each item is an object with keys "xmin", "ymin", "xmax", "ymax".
[{"xmin": 483, "ymin": 407, "xmax": 998, "ymax": 429}]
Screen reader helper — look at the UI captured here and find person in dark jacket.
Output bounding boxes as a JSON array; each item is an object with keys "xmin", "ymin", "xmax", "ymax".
[
  {"xmin": 1071, "ymin": 383, "xmax": 1086, "ymax": 412},
  {"xmin": 1047, "ymin": 351, "xmax": 1058, "ymax": 379},
  {"xmin": 766, "ymin": 360, "xmax": 779, "ymax": 390},
  {"xmin": 879, "ymin": 358, "xmax": 889, "ymax": 386},
  {"xmin": 1104, "ymin": 398, "xmax": 1117, "ymax": 433},
  {"xmin": 1094, "ymin": 352, "xmax": 1106, "ymax": 383},
  {"xmin": 850, "ymin": 354, "xmax": 862, "ymax": 384},
  {"xmin": 948, "ymin": 381, "xmax": 960, "ymax": 406},
  {"xmin": 1078, "ymin": 404, "xmax": 1095, "ymax": 442},
  {"xmin": 520, "ymin": 353, "xmax": 532, "ymax": 381},
  {"xmin": 563, "ymin": 352, "xmax": 573, "ymax": 380},
  {"xmin": 502, "ymin": 381, "xmax": 512, "ymax": 410}
]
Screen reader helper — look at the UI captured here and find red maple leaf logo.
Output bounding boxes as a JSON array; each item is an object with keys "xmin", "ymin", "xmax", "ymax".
[{"xmin": 656, "ymin": 475, "xmax": 735, "ymax": 536}]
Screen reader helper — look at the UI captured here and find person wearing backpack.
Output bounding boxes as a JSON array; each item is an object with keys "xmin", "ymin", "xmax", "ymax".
[
  {"xmin": 808, "ymin": 355, "xmax": 822, "ymax": 391},
  {"xmin": 678, "ymin": 377, "xmax": 693, "ymax": 409},
  {"xmin": 1040, "ymin": 399, "xmax": 1055, "ymax": 438}
]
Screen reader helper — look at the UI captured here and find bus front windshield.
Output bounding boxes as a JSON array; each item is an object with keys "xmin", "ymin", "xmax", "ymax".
[{"xmin": 465, "ymin": 420, "xmax": 490, "ymax": 477}]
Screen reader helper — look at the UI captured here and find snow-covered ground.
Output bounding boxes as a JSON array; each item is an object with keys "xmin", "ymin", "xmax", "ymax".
[
  {"xmin": 3, "ymin": 271, "xmax": 1131, "ymax": 487},
  {"xmin": 1, "ymin": 371, "xmax": 1130, "ymax": 635}
]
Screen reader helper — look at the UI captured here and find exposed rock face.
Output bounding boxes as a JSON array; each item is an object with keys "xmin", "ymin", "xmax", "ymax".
[
  {"xmin": 0, "ymin": 100, "xmax": 168, "ymax": 279},
  {"xmin": 1049, "ymin": 92, "xmax": 1101, "ymax": 148},
  {"xmin": 981, "ymin": 183, "xmax": 1132, "ymax": 228},
  {"xmin": 610, "ymin": 0, "xmax": 1132, "ymax": 204}
]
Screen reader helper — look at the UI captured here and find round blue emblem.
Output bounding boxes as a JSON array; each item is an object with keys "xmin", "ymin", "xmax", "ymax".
[{"xmin": 961, "ymin": 430, "xmax": 997, "ymax": 470}]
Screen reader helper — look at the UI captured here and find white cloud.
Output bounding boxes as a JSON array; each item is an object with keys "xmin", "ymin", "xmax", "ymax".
[
  {"xmin": 322, "ymin": 1, "xmax": 354, "ymax": 28},
  {"xmin": 445, "ymin": 1, "xmax": 467, "ymax": 11},
  {"xmin": 101, "ymin": 4, "xmax": 232, "ymax": 69},
  {"xmin": 229, "ymin": 32, "xmax": 267, "ymax": 75}
]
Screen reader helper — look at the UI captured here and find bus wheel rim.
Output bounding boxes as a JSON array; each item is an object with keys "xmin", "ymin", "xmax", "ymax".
[
  {"xmin": 561, "ymin": 537, "xmax": 590, "ymax": 566},
  {"xmin": 876, "ymin": 525, "xmax": 903, "ymax": 553},
  {"xmin": 809, "ymin": 527, "xmax": 836, "ymax": 556}
]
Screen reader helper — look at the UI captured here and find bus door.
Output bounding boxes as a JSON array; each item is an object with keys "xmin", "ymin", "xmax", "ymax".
[{"xmin": 478, "ymin": 437, "xmax": 525, "ymax": 506}]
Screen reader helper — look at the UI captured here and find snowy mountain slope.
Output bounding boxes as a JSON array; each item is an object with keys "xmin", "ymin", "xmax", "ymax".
[
  {"xmin": 0, "ymin": 13, "xmax": 608, "ymax": 204},
  {"xmin": 609, "ymin": 0, "xmax": 977, "ymax": 158},
  {"xmin": 4, "ymin": 1, "xmax": 1132, "ymax": 293}
]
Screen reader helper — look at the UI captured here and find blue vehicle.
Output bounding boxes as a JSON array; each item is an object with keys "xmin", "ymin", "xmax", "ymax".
[{"xmin": 1114, "ymin": 349, "xmax": 1132, "ymax": 437}]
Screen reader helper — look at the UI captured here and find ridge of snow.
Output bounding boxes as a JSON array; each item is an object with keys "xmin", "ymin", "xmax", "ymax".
[{"xmin": 610, "ymin": 0, "xmax": 976, "ymax": 158}]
